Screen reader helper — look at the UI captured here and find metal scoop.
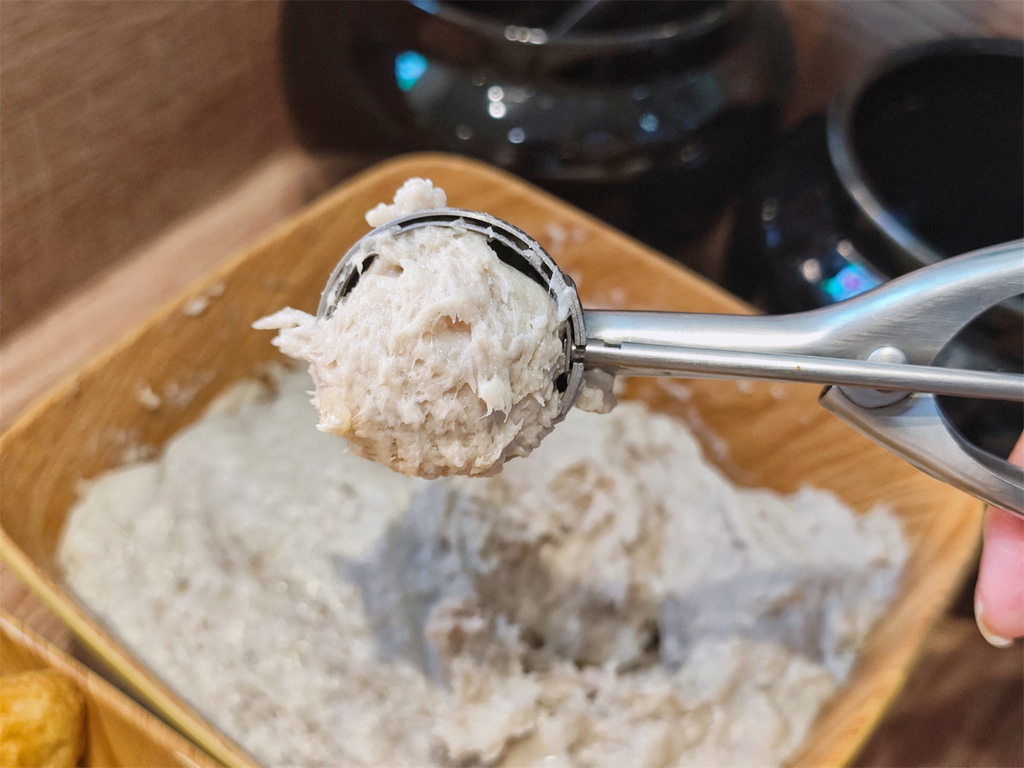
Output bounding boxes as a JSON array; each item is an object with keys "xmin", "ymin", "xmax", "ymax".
[{"xmin": 319, "ymin": 209, "xmax": 1024, "ymax": 516}]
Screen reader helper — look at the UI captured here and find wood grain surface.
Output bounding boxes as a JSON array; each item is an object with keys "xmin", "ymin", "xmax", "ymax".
[
  {"xmin": 1, "ymin": 612, "xmax": 220, "ymax": 768},
  {"xmin": 0, "ymin": 0, "xmax": 294, "ymax": 337},
  {"xmin": 2, "ymin": 0, "xmax": 1021, "ymax": 339},
  {"xmin": 1, "ymin": 3, "xmax": 1021, "ymax": 766},
  {"xmin": 0, "ymin": 150, "xmax": 342, "ymax": 667},
  {"xmin": 0, "ymin": 150, "xmax": 346, "ymax": 432},
  {"xmin": 855, "ymin": 617, "xmax": 1024, "ymax": 767},
  {"xmin": 0, "ymin": 153, "xmax": 985, "ymax": 768}
]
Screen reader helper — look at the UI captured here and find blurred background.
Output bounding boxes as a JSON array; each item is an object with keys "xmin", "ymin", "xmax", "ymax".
[{"xmin": 1, "ymin": 2, "xmax": 1022, "ymax": 765}]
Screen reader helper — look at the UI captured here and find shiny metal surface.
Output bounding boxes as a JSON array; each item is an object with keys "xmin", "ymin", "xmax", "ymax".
[
  {"xmin": 842, "ymin": 347, "xmax": 910, "ymax": 408},
  {"xmin": 323, "ymin": 210, "xmax": 1023, "ymax": 515},
  {"xmin": 317, "ymin": 208, "xmax": 587, "ymax": 421},
  {"xmin": 826, "ymin": 37, "xmax": 1024, "ymax": 271},
  {"xmin": 583, "ymin": 239, "xmax": 1023, "ymax": 515},
  {"xmin": 821, "ymin": 386, "xmax": 1023, "ymax": 515},
  {"xmin": 584, "ymin": 240, "xmax": 1023, "ymax": 363},
  {"xmin": 583, "ymin": 241, "xmax": 1024, "ymax": 402},
  {"xmin": 582, "ymin": 343, "xmax": 1022, "ymax": 402}
]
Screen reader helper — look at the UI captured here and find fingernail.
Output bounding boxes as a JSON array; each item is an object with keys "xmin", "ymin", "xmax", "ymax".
[{"xmin": 975, "ymin": 594, "xmax": 1014, "ymax": 648}]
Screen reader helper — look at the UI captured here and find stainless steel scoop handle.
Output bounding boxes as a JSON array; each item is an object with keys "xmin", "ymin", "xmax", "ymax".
[
  {"xmin": 321, "ymin": 210, "xmax": 1022, "ymax": 515},
  {"xmin": 583, "ymin": 240, "xmax": 1024, "ymax": 515},
  {"xmin": 582, "ymin": 341, "xmax": 1022, "ymax": 401},
  {"xmin": 584, "ymin": 242, "xmax": 1022, "ymax": 361}
]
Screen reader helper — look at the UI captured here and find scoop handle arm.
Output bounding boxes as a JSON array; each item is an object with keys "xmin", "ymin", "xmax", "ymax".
[{"xmin": 583, "ymin": 239, "xmax": 1024, "ymax": 365}]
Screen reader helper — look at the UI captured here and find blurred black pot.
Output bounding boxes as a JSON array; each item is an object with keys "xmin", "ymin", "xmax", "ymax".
[
  {"xmin": 280, "ymin": 0, "xmax": 793, "ymax": 255},
  {"xmin": 726, "ymin": 38, "xmax": 1024, "ymax": 458}
]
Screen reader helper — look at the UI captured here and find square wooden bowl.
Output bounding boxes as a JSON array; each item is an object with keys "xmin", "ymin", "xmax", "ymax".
[
  {"xmin": 0, "ymin": 154, "xmax": 983, "ymax": 767},
  {"xmin": 0, "ymin": 611, "xmax": 218, "ymax": 767}
]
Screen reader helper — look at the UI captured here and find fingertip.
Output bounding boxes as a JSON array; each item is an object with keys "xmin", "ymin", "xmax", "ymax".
[{"xmin": 975, "ymin": 505, "xmax": 1024, "ymax": 645}]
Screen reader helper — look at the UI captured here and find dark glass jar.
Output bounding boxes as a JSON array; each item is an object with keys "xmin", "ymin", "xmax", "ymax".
[
  {"xmin": 280, "ymin": 0, "xmax": 793, "ymax": 256},
  {"xmin": 725, "ymin": 38, "xmax": 1024, "ymax": 457}
]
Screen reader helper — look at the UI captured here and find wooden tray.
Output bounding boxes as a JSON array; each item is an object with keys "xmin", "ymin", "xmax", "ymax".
[
  {"xmin": 0, "ymin": 153, "xmax": 983, "ymax": 767},
  {"xmin": 0, "ymin": 611, "xmax": 218, "ymax": 767}
]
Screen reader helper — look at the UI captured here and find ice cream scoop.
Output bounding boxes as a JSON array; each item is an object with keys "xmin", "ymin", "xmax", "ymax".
[{"xmin": 322, "ymin": 210, "xmax": 1023, "ymax": 513}]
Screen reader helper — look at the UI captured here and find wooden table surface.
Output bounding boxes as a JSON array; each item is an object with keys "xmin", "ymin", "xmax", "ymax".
[{"xmin": 1, "ymin": 151, "xmax": 1020, "ymax": 768}]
